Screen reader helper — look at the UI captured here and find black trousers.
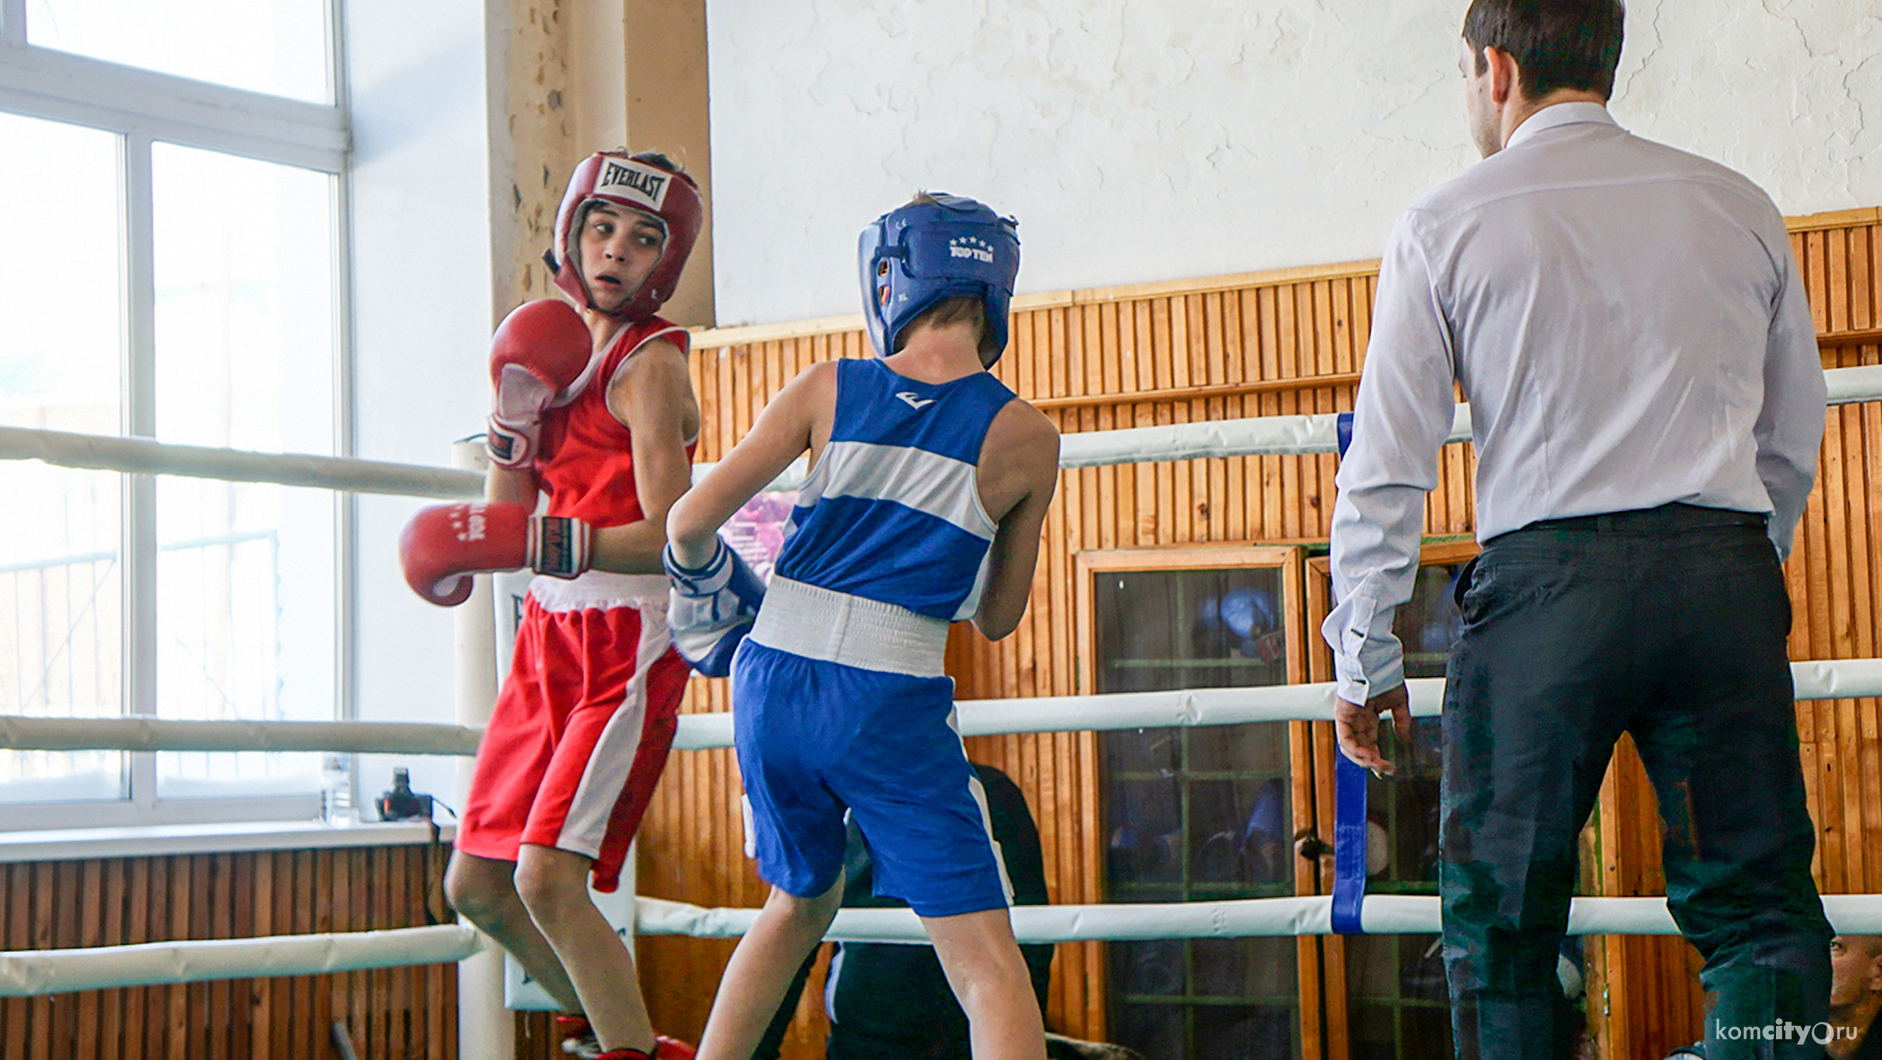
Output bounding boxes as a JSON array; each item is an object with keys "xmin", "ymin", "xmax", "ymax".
[{"xmin": 1440, "ymin": 504, "xmax": 1831, "ymax": 1060}]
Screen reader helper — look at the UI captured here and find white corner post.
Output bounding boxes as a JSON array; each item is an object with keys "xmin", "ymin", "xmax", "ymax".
[{"xmin": 451, "ymin": 440, "xmax": 512, "ymax": 1060}]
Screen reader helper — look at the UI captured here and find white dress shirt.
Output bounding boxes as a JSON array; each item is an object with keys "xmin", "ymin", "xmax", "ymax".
[{"xmin": 1323, "ymin": 102, "xmax": 1827, "ymax": 705}]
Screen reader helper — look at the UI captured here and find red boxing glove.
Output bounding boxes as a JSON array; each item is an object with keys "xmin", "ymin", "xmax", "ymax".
[
  {"xmin": 486, "ymin": 299, "xmax": 593, "ymax": 469},
  {"xmin": 398, "ymin": 502, "xmax": 593, "ymax": 607}
]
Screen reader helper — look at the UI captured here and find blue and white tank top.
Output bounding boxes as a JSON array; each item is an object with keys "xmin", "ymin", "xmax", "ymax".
[{"xmin": 772, "ymin": 358, "xmax": 1015, "ymax": 622}]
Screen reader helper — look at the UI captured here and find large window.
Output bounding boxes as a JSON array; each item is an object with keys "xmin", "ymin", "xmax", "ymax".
[
  {"xmin": 0, "ymin": 1, "xmax": 350, "ymax": 826},
  {"xmin": 1078, "ymin": 546, "xmax": 1311, "ymax": 1060}
]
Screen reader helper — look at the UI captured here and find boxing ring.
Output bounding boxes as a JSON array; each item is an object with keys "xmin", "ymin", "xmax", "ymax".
[{"xmin": 5, "ymin": 360, "xmax": 1882, "ymax": 1052}]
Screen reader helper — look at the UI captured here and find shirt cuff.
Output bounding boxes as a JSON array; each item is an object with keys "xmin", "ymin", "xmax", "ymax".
[{"xmin": 1322, "ymin": 585, "xmax": 1406, "ymax": 705}]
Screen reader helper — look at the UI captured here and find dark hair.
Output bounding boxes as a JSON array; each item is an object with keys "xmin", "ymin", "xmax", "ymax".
[
  {"xmin": 626, "ymin": 150, "xmax": 686, "ymax": 179},
  {"xmin": 1463, "ymin": 0, "xmax": 1625, "ymax": 101},
  {"xmin": 895, "ymin": 295, "xmax": 992, "ymax": 358}
]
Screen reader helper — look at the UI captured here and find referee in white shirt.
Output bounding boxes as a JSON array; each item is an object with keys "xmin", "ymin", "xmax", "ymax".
[{"xmin": 1323, "ymin": 1, "xmax": 1832, "ymax": 1056}]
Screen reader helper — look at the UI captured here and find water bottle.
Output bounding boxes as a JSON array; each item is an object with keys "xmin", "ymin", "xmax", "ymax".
[{"xmin": 322, "ymin": 753, "xmax": 357, "ymax": 826}]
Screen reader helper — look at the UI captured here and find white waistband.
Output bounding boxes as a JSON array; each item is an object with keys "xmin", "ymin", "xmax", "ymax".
[
  {"xmin": 528, "ymin": 571, "xmax": 669, "ymax": 612},
  {"xmin": 749, "ymin": 577, "xmax": 950, "ymax": 678}
]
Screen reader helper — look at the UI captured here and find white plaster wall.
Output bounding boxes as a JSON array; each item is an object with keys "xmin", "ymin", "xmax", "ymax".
[
  {"xmin": 346, "ymin": 0, "xmax": 500, "ymax": 807},
  {"xmin": 705, "ymin": 0, "xmax": 1882, "ymax": 327}
]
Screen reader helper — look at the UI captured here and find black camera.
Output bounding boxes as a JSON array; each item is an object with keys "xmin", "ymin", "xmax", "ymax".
[{"xmin": 376, "ymin": 767, "xmax": 434, "ymax": 822}]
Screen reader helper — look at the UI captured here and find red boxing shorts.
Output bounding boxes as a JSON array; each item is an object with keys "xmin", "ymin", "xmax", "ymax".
[{"xmin": 456, "ymin": 573, "xmax": 690, "ymax": 892}]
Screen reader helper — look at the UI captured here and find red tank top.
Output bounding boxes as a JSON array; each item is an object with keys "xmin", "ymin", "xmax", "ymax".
[{"xmin": 534, "ymin": 316, "xmax": 697, "ymax": 528}]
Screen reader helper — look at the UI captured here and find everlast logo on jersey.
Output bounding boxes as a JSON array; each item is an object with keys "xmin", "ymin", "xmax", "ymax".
[{"xmin": 596, "ymin": 160, "xmax": 669, "ymax": 211}]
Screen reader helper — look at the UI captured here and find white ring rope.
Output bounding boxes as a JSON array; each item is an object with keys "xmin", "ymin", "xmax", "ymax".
[
  {"xmin": 11, "ymin": 890, "xmax": 1881, "ymax": 997},
  {"xmin": 634, "ymin": 893, "xmax": 1882, "ymax": 944},
  {"xmin": 8, "ymin": 667, "xmax": 1869, "ymax": 987},
  {"xmin": 0, "ymin": 425, "xmax": 485, "ymax": 500},
  {"xmin": 0, "ymin": 715, "xmax": 484, "ymax": 755},
  {"xmin": 5, "ymin": 365, "xmax": 1880, "ymax": 494},
  {"xmin": 5, "ymin": 660, "xmax": 1880, "ymax": 755},
  {"xmin": 0, "ymin": 925, "xmax": 480, "ymax": 997}
]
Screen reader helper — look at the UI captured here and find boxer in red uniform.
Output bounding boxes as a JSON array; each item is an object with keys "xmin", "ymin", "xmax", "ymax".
[{"xmin": 399, "ymin": 151, "xmax": 702, "ymax": 1060}]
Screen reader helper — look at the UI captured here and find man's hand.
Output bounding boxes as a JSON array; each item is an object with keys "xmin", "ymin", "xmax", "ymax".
[{"xmin": 1334, "ymin": 684, "xmax": 1412, "ymax": 775}]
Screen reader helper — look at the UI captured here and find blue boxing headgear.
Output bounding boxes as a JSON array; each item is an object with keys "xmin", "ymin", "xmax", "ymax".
[{"xmin": 858, "ymin": 194, "xmax": 1020, "ymax": 366}]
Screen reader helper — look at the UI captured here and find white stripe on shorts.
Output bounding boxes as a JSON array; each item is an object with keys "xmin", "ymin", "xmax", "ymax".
[{"xmin": 556, "ymin": 598, "xmax": 672, "ymax": 856}]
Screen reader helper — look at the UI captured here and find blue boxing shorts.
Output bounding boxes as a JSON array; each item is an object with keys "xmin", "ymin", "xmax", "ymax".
[{"xmin": 732, "ymin": 578, "xmax": 1011, "ymax": 918}]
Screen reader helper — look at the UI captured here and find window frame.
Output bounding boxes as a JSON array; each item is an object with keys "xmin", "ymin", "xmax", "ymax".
[
  {"xmin": 1073, "ymin": 544, "xmax": 1325, "ymax": 1060},
  {"xmin": 1305, "ymin": 537, "xmax": 1479, "ymax": 1060},
  {"xmin": 0, "ymin": 1, "xmax": 356, "ymax": 828}
]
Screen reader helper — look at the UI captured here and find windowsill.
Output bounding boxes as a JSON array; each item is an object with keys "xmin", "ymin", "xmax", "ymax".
[{"xmin": 0, "ymin": 819, "xmax": 456, "ymax": 864}]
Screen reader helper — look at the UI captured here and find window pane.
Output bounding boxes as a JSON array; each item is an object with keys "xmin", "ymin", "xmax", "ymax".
[
  {"xmin": 151, "ymin": 144, "xmax": 335, "ymax": 455},
  {"xmin": 0, "ymin": 468, "xmax": 125, "ymax": 803},
  {"xmin": 28, "ymin": 0, "xmax": 330, "ymax": 103},
  {"xmin": 151, "ymin": 144, "xmax": 336, "ymax": 798},
  {"xmin": 1093, "ymin": 565, "xmax": 1299, "ymax": 1059},
  {"xmin": 0, "ymin": 113, "xmax": 126, "ymax": 803},
  {"xmin": 0, "ymin": 112, "xmax": 121, "ymax": 435},
  {"xmin": 153, "ymin": 480, "xmax": 332, "ymax": 797}
]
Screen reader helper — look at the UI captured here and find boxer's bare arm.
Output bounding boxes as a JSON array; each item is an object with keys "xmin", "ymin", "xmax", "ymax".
[
  {"xmin": 585, "ymin": 336, "xmax": 699, "ymax": 574},
  {"xmin": 485, "ymin": 463, "xmax": 537, "ymax": 506},
  {"xmin": 667, "ymin": 360, "xmax": 836, "ymax": 568},
  {"xmin": 972, "ymin": 401, "xmax": 1060, "ymax": 641}
]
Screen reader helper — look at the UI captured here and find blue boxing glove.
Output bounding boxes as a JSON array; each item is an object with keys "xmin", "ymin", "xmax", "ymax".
[{"xmin": 662, "ymin": 537, "xmax": 767, "ymax": 677}]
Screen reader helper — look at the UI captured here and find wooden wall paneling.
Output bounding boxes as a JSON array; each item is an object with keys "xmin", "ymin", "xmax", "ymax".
[
  {"xmin": 1114, "ymin": 299, "xmax": 1144, "ymax": 546},
  {"xmin": 4, "ymin": 864, "xmax": 20, "ymax": 1060},
  {"xmin": 1199, "ymin": 292, "xmax": 1227, "ymax": 542},
  {"xmin": 128, "ymin": 856, "xmax": 150, "ymax": 1060},
  {"xmin": 230, "ymin": 853, "xmax": 254, "ymax": 1060},
  {"xmin": 1223, "ymin": 292, "xmax": 1248, "ymax": 544},
  {"xmin": 1096, "ymin": 303, "xmax": 1121, "ymax": 553},
  {"xmin": 1828, "ymin": 228, "xmax": 1853, "ymax": 334},
  {"xmin": 1275, "ymin": 284, "xmax": 1303, "ymax": 540},
  {"xmin": 74, "ymin": 861, "xmax": 99, "ymax": 1060},
  {"xmin": 297, "ymin": 849, "xmax": 321, "ymax": 1059},
  {"xmin": 1045, "ymin": 302, "xmax": 1086, "ymax": 1042},
  {"xmin": 49, "ymin": 860, "xmax": 75, "ymax": 1056},
  {"xmin": 712, "ymin": 344, "xmax": 736, "ymax": 461},
  {"xmin": 101, "ymin": 859, "xmax": 125, "ymax": 1059},
  {"xmin": 214, "ymin": 853, "xmax": 235, "ymax": 1059},
  {"xmin": 323, "ymin": 848, "xmax": 346, "ymax": 1051},
  {"xmin": 155, "ymin": 855, "xmax": 180, "ymax": 1056},
  {"xmin": 1796, "ymin": 228, "xmax": 1840, "ymax": 897},
  {"xmin": 1306, "ymin": 281, "xmax": 1335, "ymax": 540},
  {"xmin": 1255, "ymin": 286, "xmax": 1284, "ymax": 540},
  {"xmin": 1860, "ymin": 296, "xmax": 1882, "ymax": 908},
  {"xmin": 1048, "ymin": 311, "xmax": 1076, "ymax": 697},
  {"xmin": 1167, "ymin": 296, "xmax": 1192, "ymax": 545},
  {"xmin": 382, "ymin": 846, "xmax": 401, "ymax": 1054},
  {"xmin": 23, "ymin": 862, "xmax": 47, "ymax": 1058},
  {"xmin": 271, "ymin": 852, "xmax": 294, "ymax": 1060},
  {"xmin": 384, "ymin": 844, "xmax": 397, "ymax": 1054}
]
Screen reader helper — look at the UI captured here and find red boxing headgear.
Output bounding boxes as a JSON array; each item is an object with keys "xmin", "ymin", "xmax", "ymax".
[{"xmin": 549, "ymin": 152, "xmax": 704, "ymax": 322}]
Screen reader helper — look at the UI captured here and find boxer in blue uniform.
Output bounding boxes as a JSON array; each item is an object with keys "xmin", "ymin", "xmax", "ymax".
[{"xmin": 663, "ymin": 193, "xmax": 1059, "ymax": 1060}]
